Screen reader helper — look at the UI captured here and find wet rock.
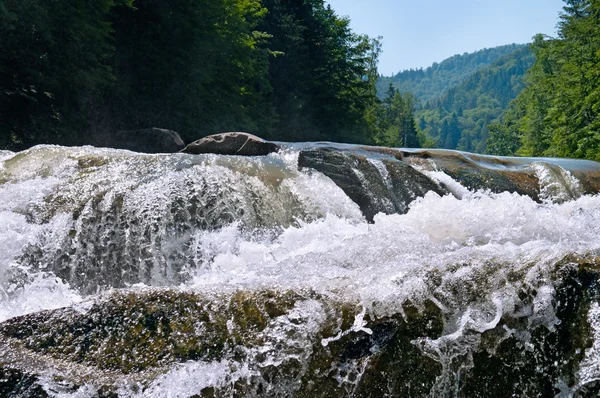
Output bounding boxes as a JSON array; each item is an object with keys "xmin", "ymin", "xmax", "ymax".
[
  {"xmin": 298, "ymin": 147, "xmax": 446, "ymax": 222},
  {"xmin": 459, "ymin": 260, "xmax": 600, "ymax": 397},
  {"xmin": 93, "ymin": 128, "xmax": 185, "ymax": 153},
  {"xmin": 182, "ymin": 132, "xmax": 280, "ymax": 156},
  {"xmin": 404, "ymin": 150, "xmax": 541, "ymax": 200},
  {"xmin": 0, "ymin": 290, "xmax": 304, "ymax": 375},
  {"xmin": 297, "ymin": 144, "xmax": 600, "ymax": 221},
  {"xmin": 0, "ymin": 289, "xmax": 434, "ymax": 395},
  {"xmin": 1, "ymin": 261, "xmax": 599, "ymax": 397},
  {"xmin": 0, "ymin": 290, "xmax": 226, "ymax": 374},
  {"xmin": 0, "ymin": 367, "xmax": 48, "ymax": 397}
]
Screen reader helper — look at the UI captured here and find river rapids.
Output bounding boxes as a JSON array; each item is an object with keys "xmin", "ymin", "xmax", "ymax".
[{"xmin": 0, "ymin": 144, "xmax": 599, "ymax": 397}]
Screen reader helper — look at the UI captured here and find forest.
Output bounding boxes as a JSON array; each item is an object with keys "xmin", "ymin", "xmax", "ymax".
[
  {"xmin": 486, "ymin": 0, "xmax": 600, "ymax": 160},
  {"xmin": 1, "ymin": 0, "xmax": 420, "ymax": 151},
  {"xmin": 1, "ymin": 0, "xmax": 599, "ymax": 161},
  {"xmin": 377, "ymin": 44, "xmax": 526, "ymax": 105},
  {"xmin": 416, "ymin": 46, "xmax": 535, "ymax": 153}
]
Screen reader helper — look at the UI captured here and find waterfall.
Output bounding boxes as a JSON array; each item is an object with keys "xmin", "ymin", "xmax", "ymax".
[{"xmin": 1, "ymin": 144, "xmax": 600, "ymax": 397}]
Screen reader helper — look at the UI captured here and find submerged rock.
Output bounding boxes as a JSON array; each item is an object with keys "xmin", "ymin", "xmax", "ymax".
[
  {"xmin": 297, "ymin": 144, "xmax": 600, "ymax": 221},
  {"xmin": 404, "ymin": 150, "xmax": 542, "ymax": 200},
  {"xmin": 298, "ymin": 147, "xmax": 446, "ymax": 222},
  {"xmin": 182, "ymin": 132, "xmax": 280, "ymax": 156},
  {"xmin": 0, "ymin": 288, "xmax": 441, "ymax": 396},
  {"xmin": 0, "ymin": 367, "xmax": 49, "ymax": 397},
  {"xmin": 1, "ymin": 257, "xmax": 598, "ymax": 397},
  {"xmin": 93, "ymin": 128, "xmax": 185, "ymax": 153}
]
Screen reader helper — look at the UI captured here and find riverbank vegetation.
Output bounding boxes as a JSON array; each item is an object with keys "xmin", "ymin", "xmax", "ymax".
[
  {"xmin": 1, "ymin": 0, "xmax": 395, "ymax": 149},
  {"xmin": 2, "ymin": 0, "xmax": 598, "ymax": 160},
  {"xmin": 486, "ymin": 0, "xmax": 600, "ymax": 160}
]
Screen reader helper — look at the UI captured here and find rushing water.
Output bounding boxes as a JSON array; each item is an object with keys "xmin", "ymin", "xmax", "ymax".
[{"xmin": 1, "ymin": 145, "xmax": 600, "ymax": 397}]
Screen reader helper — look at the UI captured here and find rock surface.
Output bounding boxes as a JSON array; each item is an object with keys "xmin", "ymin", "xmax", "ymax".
[
  {"xmin": 0, "ymin": 257, "xmax": 599, "ymax": 396},
  {"xmin": 182, "ymin": 132, "xmax": 280, "ymax": 156},
  {"xmin": 298, "ymin": 144, "xmax": 600, "ymax": 221},
  {"xmin": 403, "ymin": 150, "xmax": 542, "ymax": 200},
  {"xmin": 298, "ymin": 146, "xmax": 447, "ymax": 222}
]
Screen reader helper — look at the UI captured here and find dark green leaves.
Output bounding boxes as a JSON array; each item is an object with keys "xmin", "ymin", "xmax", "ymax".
[{"xmin": 0, "ymin": 0, "xmax": 382, "ymax": 149}]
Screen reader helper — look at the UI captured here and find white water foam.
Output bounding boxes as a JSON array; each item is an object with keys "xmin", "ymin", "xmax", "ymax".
[
  {"xmin": 531, "ymin": 161, "xmax": 583, "ymax": 202},
  {"xmin": 1, "ymin": 146, "xmax": 600, "ymax": 396},
  {"xmin": 575, "ymin": 302, "xmax": 600, "ymax": 393},
  {"xmin": 190, "ymin": 191, "xmax": 600, "ymax": 303},
  {"xmin": 408, "ymin": 159, "xmax": 471, "ymax": 199},
  {"xmin": 184, "ymin": 190, "xmax": 600, "ymax": 395}
]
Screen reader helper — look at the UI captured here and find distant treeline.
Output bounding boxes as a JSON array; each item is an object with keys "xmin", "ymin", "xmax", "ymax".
[
  {"xmin": 376, "ymin": 44, "xmax": 535, "ymax": 153},
  {"xmin": 486, "ymin": 0, "xmax": 600, "ymax": 161},
  {"xmin": 1, "ymin": 0, "xmax": 421, "ymax": 150},
  {"xmin": 377, "ymin": 44, "xmax": 526, "ymax": 105}
]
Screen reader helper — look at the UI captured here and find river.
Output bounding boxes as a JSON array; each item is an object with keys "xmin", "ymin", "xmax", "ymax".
[{"xmin": 0, "ymin": 144, "xmax": 599, "ymax": 397}]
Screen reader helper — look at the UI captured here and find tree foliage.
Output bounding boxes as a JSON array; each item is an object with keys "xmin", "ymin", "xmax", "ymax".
[
  {"xmin": 0, "ymin": 0, "xmax": 382, "ymax": 149},
  {"xmin": 487, "ymin": 0, "xmax": 600, "ymax": 160},
  {"xmin": 108, "ymin": 0, "xmax": 271, "ymax": 141},
  {"xmin": 0, "ymin": 0, "xmax": 134, "ymax": 148},
  {"xmin": 418, "ymin": 47, "xmax": 534, "ymax": 152},
  {"xmin": 373, "ymin": 84, "xmax": 422, "ymax": 148},
  {"xmin": 257, "ymin": 0, "xmax": 381, "ymax": 143}
]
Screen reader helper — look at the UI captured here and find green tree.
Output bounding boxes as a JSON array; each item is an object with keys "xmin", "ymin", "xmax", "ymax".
[
  {"xmin": 416, "ymin": 46, "xmax": 534, "ymax": 152},
  {"xmin": 486, "ymin": 123, "xmax": 521, "ymax": 156},
  {"xmin": 374, "ymin": 87, "xmax": 421, "ymax": 148},
  {"xmin": 490, "ymin": 0, "xmax": 600, "ymax": 160},
  {"xmin": 258, "ymin": 0, "xmax": 381, "ymax": 143},
  {"xmin": 377, "ymin": 44, "xmax": 527, "ymax": 104},
  {"xmin": 0, "ymin": 0, "xmax": 382, "ymax": 149},
  {"xmin": 108, "ymin": 0, "xmax": 271, "ymax": 142},
  {"xmin": 0, "ymin": 0, "xmax": 133, "ymax": 149}
]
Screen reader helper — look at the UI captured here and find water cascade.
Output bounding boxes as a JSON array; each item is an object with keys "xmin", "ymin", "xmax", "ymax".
[{"xmin": 1, "ymin": 142, "xmax": 600, "ymax": 397}]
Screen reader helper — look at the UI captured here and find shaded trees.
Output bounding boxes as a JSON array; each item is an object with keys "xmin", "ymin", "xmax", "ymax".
[
  {"xmin": 108, "ymin": 0, "xmax": 271, "ymax": 142},
  {"xmin": 0, "ymin": 0, "xmax": 133, "ymax": 149},
  {"xmin": 0, "ymin": 0, "xmax": 382, "ymax": 148},
  {"xmin": 259, "ymin": 0, "xmax": 381, "ymax": 143}
]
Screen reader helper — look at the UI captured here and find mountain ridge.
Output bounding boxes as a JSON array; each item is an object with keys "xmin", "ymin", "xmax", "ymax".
[{"xmin": 377, "ymin": 43, "xmax": 528, "ymax": 105}]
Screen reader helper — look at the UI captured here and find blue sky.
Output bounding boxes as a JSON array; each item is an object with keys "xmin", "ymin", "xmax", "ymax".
[{"xmin": 326, "ymin": 0, "xmax": 565, "ymax": 76}]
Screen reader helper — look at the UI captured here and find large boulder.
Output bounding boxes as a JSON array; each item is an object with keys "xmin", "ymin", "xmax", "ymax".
[{"xmin": 181, "ymin": 132, "xmax": 280, "ymax": 156}]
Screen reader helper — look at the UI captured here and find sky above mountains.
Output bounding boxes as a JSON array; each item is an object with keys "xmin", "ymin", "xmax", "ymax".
[{"xmin": 326, "ymin": 0, "xmax": 564, "ymax": 76}]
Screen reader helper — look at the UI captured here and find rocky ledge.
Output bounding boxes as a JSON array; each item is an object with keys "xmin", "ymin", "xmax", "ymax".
[
  {"xmin": 1, "ymin": 256, "xmax": 599, "ymax": 396},
  {"xmin": 297, "ymin": 143, "xmax": 600, "ymax": 221}
]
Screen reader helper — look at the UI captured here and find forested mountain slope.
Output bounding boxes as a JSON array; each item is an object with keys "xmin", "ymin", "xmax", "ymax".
[
  {"xmin": 377, "ymin": 44, "xmax": 527, "ymax": 104},
  {"xmin": 417, "ymin": 46, "xmax": 535, "ymax": 152}
]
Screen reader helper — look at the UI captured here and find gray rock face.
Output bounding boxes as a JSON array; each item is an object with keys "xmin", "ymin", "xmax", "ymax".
[
  {"xmin": 182, "ymin": 132, "xmax": 280, "ymax": 156},
  {"xmin": 297, "ymin": 144, "xmax": 600, "ymax": 222},
  {"xmin": 94, "ymin": 127, "xmax": 185, "ymax": 153},
  {"xmin": 0, "ymin": 258, "xmax": 599, "ymax": 397},
  {"xmin": 298, "ymin": 147, "xmax": 447, "ymax": 222}
]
